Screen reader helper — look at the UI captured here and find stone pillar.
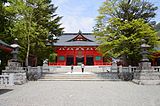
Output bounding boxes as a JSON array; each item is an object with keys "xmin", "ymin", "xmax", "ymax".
[
  {"xmin": 2, "ymin": 62, "xmax": 27, "ymax": 85},
  {"xmin": 37, "ymin": 66, "xmax": 42, "ymax": 78},
  {"xmin": 42, "ymin": 62, "xmax": 49, "ymax": 72},
  {"xmin": 118, "ymin": 65, "xmax": 122, "ymax": 73},
  {"xmin": 111, "ymin": 62, "xmax": 118, "ymax": 72},
  {"xmin": 129, "ymin": 65, "xmax": 132, "ymax": 73},
  {"xmin": 9, "ymin": 73, "xmax": 14, "ymax": 85}
]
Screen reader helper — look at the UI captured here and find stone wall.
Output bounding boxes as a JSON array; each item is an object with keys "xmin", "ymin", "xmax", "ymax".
[
  {"xmin": 27, "ymin": 66, "xmax": 42, "ymax": 81},
  {"xmin": 2, "ymin": 71, "xmax": 27, "ymax": 85}
]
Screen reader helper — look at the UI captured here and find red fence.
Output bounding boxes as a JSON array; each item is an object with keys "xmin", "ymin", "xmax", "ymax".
[{"xmin": 48, "ymin": 62, "xmax": 111, "ymax": 66}]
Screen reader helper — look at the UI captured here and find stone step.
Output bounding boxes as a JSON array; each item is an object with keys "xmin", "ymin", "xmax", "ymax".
[
  {"xmin": 39, "ymin": 79, "xmax": 120, "ymax": 81},
  {"xmin": 96, "ymin": 72, "xmax": 119, "ymax": 79},
  {"xmin": 48, "ymin": 66, "xmax": 110, "ymax": 73},
  {"xmin": 42, "ymin": 76, "xmax": 97, "ymax": 79},
  {"xmin": 132, "ymin": 80, "xmax": 160, "ymax": 85},
  {"xmin": 41, "ymin": 72, "xmax": 97, "ymax": 79},
  {"xmin": 40, "ymin": 72, "xmax": 120, "ymax": 81},
  {"xmin": 134, "ymin": 72, "xmax": 160, "ymax": 80}
]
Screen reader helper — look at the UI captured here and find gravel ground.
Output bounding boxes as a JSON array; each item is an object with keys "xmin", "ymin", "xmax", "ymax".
[{"xmin": 0, "ymin": 81, "xmax": 160, "ymax": 106}]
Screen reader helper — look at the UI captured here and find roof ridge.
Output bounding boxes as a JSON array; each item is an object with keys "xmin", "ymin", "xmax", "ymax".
[{"xmin": 62, "ymin": 33, "xmax": 93, "ymax": 35}]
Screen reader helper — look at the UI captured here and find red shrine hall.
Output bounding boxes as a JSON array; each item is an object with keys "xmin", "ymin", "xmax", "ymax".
[{"xmin": 49, "ymin": 31, "xmax": 111, "ymax": 66}]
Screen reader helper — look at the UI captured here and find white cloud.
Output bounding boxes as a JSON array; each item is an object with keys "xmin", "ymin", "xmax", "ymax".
[
  {"xmin": 52, "ymin": 0, "xmax": 69, "ymax": 6},
  {"xmin": 80, "ymin": 17, "xmax": 95, "ymax": 32},
  {"xmin": 52, "ymin": 0, "xmax": 102, "ymax": 32},
  {"xmin": 60, "ymin": 16, "xmax": 95, "ymax": 32}
]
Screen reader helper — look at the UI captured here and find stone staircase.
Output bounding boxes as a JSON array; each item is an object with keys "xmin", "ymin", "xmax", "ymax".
[
  {"xmin": 40, "ymin": 72, "xmax": 99, "ymax": 81},
  {"xmin": 134, "ymin": 71, "xmax": 160, "ymax": 80},
  {"xmin": 40, "ymin": 66, "xmax": 120, "ymax": 81},
  {"xmin": 48, "ymin": 66, "xmax": 111, "ymax": 73}
]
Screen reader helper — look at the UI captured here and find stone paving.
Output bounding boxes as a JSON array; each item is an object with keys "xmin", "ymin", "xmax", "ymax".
[{"xmin": 0, "ymin": 81, "xmax": 160, "ymax": 106}]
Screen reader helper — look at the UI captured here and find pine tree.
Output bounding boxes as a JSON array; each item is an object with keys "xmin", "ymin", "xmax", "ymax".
[{"xmin": 94, "ymin": 0, "xmax": 158, "ymax": 66}]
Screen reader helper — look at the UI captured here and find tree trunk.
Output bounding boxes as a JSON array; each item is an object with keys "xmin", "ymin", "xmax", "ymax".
[
  {"xmin": 25, "ymin": 15, "xmax": 32, "ymax": 66},
  {"xmin": 25, "ymin": 41, "xmax": 30, "ymax": 66},
  {"xmin": 25, "ymin": 29, "xmax": 30, "ymax": 66}
]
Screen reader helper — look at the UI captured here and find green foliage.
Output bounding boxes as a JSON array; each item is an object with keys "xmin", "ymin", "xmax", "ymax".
[
  {"xmin": 0, "ymin": 0, "xmax": 15, "ymax": 72},
  {"xmin": 0, "ymin": 0, "xmax": 14, "ymax": 41},
  {"xmin": 29, "ymin": 0, "xmax": 63, "ymax": 65},
  {"xmin": 49, "ymin": 53, "xmax": 57, "ymax": 62},
  {"xmin": 5, "ymin": 0, "xmax": 63, "ymax": 66},
  {"xmin": 98, "ymin": 0, "xmax": 157, "ymax": 23},
  {"xmin": 94, "ymin": 0, "xmax": 158, "ymax": 65}
]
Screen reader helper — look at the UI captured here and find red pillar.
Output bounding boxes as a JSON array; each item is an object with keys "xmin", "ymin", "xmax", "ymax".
[
  {"xmin": 84, "ymin": 48, "xmax": 86, "ymax": 65},
  {"xmin": 93, "ymin": 54, "xmax": 95, "ymax": 66},
  {"xmin": 64, "ymin": 54, "xmax": 66, "ymax": 65},
  {"xmin": 74, "ymin": 47, "xmax": 76, "ymax": 65}
]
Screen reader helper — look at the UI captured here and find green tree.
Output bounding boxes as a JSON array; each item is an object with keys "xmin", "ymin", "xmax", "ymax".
[
  {"xmin": 7, "ymin": 0, "xmax": 38, "ymax": 66},
  {"xmin": 0, "ymin": 0, "xmax": 14, "ymax": 41},
  {"xmin": 0, "ymin": 0, "xmax": 14, "ymax": 73},
  {"xmin": 94, "ymin": 0, "xmax": 158, "ymax": 66},
  {"xmin": 7, "ymin": 0, "xmax": 63, "ymax": 66},
  {"xmin": 31, "ymin": 0, "xmax": 63, "ymax": 36},
  {"xmin": 29, "ymin": 0, "xmax": 63, "ymax": 65},
  {"xmin": 155, "ymin": 22, "xmax": 160, "ymax": 36},
  {"xmin": 98, "ymin": 0, "xmax": 157, "ymax": 23},
  {"xmin": 0, "ymin": 0, "xmax": 6, "ymax": 37}
]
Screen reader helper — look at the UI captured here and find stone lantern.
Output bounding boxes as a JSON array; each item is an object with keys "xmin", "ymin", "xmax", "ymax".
[
  {"xmin": 139, "ymin": 39, "xmax": 151, "ymax": 71},
  {"xmin": 10, "ymin": 38, "xmax": 20, "ymax": 61},
  {"xmin": 2, "ymin": 38, "xmax": 27, "ymax": 85},
  {"xmin": 133, "ymin": 39, "xmax": 160, "ymax": 85}
]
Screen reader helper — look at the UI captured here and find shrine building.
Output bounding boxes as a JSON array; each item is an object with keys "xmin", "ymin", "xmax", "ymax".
[{"xmin": 49, "ymin": 31, "xmax": 111, "ymax": 66}]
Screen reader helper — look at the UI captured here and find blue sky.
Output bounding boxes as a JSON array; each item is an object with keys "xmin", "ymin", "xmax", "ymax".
[{"xmin": 52, "ymin": 0, "xmax": 160, "ymax": 32}]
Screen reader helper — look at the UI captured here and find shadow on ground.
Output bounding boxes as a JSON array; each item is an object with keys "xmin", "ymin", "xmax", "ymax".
[{"xmin": 0, "ymin": 89, "xmax": 13, "ymax": 95}]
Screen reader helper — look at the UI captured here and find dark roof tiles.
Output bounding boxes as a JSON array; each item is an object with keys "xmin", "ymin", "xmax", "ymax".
[{"xmin": 54, "ymin": 33, "xmax": 99, "ymax": 46}]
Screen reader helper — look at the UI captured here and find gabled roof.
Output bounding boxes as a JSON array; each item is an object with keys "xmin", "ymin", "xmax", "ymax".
[
  {"xmin": 67, "ymin": 30, "xmax": 93, "ymax": 42},
  {"xmin": 54, "ymin": 31, "xmax": 99, "ymax": 46}
]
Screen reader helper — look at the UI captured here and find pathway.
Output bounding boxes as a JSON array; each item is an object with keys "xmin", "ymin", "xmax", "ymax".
[{"xmin": 0, "ymin": 81, "xmax": 160, "ymax": 106}]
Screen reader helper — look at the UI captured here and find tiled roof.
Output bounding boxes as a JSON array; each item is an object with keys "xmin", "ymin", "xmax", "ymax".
[{"xmin": 54, "ymin": 33, "xmax": 99, "ymax": 46}]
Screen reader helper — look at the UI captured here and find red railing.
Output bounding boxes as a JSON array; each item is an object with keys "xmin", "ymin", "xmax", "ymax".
[{"xmin": 48, "ymin": 62, "xmax": 111, "ymax": 66}]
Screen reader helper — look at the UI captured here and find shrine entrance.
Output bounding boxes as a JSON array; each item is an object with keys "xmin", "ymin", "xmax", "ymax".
[
  {"xmin": 86, "ymin": 56, "xmax": 94, "ymax": 65},
  {"xmin": 66, "ymin": 55, "xmax": 74, "ymax": 65},
  {"xmin": 76, "ymin": 56, "xmax": 84, "ymax": 65},
  {"xmin": 51, "ymin": 31, "xmax": 111, "ymax": 66}
]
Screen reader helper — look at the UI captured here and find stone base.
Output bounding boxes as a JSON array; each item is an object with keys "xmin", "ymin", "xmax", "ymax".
[
  {"xmin": 132, "ymin": 79, "xmax": 160, "ymax": 85},
  {"xmin": 134, "ymin": 71, "xmax": 160, "ymax": 80},
  {"xmin": 42, "ymin": 64, "xmax": 49, "ymax": 72},
  {"xmin": 3, "ymin": 71, "xmax": 27, "ymax": 85},
  {"xmin": 111, "ymin": 69, "xmax": 117, "ymax": 72},
  {"xmin": 111, "ymin": 62, "xmax": 118, "ymax": 72},
  {"xmin": 133, "ymin": 71, "xmax": 160, "ymax": 85}
]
